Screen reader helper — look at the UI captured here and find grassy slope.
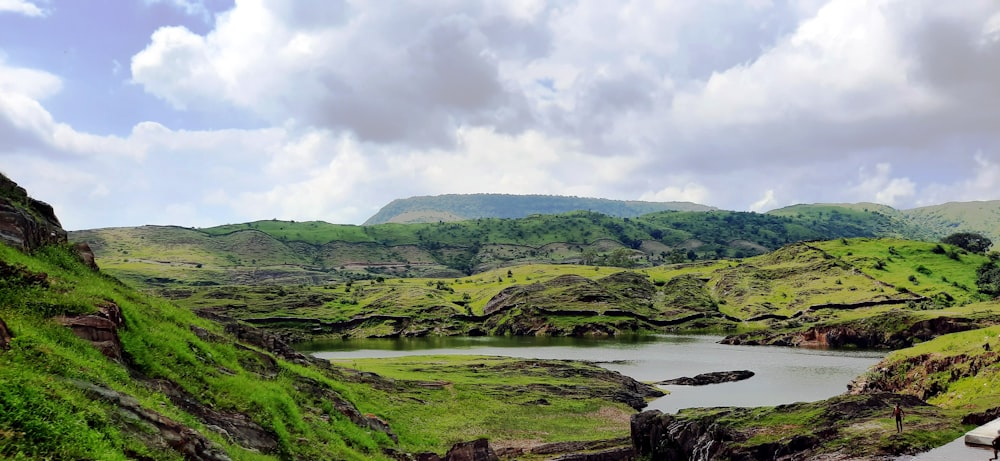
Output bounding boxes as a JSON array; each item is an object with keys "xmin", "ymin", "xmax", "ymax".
[
  {"xmin": 859, "ymin": 322, "xmax": 1000, "ymax": 412},
  {"xmin": 0, "ymin": 244, "xmax": 649, "ymax": 459},
  {"xmin": 902, "ymin": 200, "xmax": 1000, "ymax": 243},
  {"xmin": 0, "ymin": 243, "xmax": 393, "ymax": 460},
  {"xmin": 161, "ymin": 238, "xmax": 995, "ymax": 343},
  {"xmin": 71, "ymin": 206, "xmax": 924, "ymax": 290}
]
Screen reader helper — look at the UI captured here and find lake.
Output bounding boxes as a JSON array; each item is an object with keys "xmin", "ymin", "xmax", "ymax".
[{"xmin": 304, "ymin": 334, "xmax": 885, "ymax": 413}]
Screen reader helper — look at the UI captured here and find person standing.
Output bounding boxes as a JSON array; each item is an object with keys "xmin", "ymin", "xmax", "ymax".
[{"xmin": 892, "ymin": 403, "xmax": 904, "ymax": 433}]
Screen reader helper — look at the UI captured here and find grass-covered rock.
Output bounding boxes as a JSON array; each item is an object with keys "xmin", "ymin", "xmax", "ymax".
[{"xmin": 632, "ymin": 393, "xmax": 966, "ymax": 460}]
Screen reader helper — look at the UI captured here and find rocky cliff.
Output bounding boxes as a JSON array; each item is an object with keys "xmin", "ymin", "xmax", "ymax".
[
  {"xmin": 0, "ymin": 173, "xmax": 66, "ymax": 251},
  {"xmin": 721, "ymin": 313, "xmax": 987, "ymax": 349},
  {"xmin": 630, "ymin": 393, "xmax": 960, "ymax": 460}
]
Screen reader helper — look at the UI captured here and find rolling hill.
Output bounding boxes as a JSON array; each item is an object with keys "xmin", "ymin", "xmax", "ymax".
[{"xmin": 72, "ymin": 198, "xmax": 999, "ymax": 293}]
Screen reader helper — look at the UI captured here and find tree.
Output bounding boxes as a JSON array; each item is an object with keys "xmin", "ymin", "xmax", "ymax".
[
  {"xmin": 942, "ymin": 232, "xmax": 992, "ymax": 254},
  {"xmin": 977, "ymin": 261, "xmax": 1000, "ymax": 296},
  {"xmin": 607, "ymin": 248, "xmax": 637, "ymax": 268}
]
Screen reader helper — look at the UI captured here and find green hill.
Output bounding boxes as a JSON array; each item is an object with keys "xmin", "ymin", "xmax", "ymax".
[
  {"xmin": 901, "ymin": 200, "xmax": 1000, "ymax": 243},
  {"xmin": 163, "ymin": 237, "xmax": 999, "ymax": 346},
  {"xmin": 69, "ymin": 209, "xmax": 896, "ymax": 289},
  {"xmin": 362, "ymin": 193, "xmax": 716, "ymax": 224},
  {"xmin": 769, "ymin": 201, "xmax": 1000, "ymax": 243}
]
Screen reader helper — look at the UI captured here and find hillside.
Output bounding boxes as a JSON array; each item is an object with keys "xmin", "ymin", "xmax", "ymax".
[
  {"xmin": 363, "ymin": 193, "xmax": 716, "ymax": 224},
  {"xmin": 164, "ymin": 238, "xmax": 1000, "ymax": 346},
  {"xmin": 70, "ymin": 208, "xmax": 915, "ymax": 290},
  {"xmin": 769, "ymin": 201, "xmax": 1000, "ymax": 243},
  {"xmin": 10, "ymin": 173, "xmax": 1000, "ymax": 459},
  {"xmin": 0, "ymin": 174, "xmax": 661, "ymax": 459},
  {"xmin": 901, "ymin": 200, "xmax": 1000, "ymax": 243}
]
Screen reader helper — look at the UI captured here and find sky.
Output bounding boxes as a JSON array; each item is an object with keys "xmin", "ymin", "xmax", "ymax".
[{"xmin": 2, "ymin": 0, "xmax": 1000, "ymax": 230}]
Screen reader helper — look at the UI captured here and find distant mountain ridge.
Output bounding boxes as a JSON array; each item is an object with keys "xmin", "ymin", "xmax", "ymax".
[
  {"xmin": 767, "ymin": 200, "xmax": 1000, "ymax": 243},
  {"xmin": 363, "ymin": 193, "xmax": 717, "ymax": 224}
]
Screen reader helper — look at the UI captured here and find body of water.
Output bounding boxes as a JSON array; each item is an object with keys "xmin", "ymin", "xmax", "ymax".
[{"xmin": 305, "ymin": 334, "xmax": 884, "ymax": 413}]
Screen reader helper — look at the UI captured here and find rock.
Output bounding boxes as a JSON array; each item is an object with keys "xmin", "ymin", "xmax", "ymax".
[
  {"xmin": 73, "ymin": 242, "xmax": 99, "ymax": 271},
  {"xmin": 548, "ymin": 446, "xmax": 634, "ymax": 461},
  {"xmin": 630, "ymin": 393, "xmax": 941, "ymax": 460},
  {"xmin": 721, "ymin": 315, "xmax": 979, "ymax": 349},
  {"xmin": 657, "ymin": 370, "xmax": 754, "ymax": 386},
  {"xmin": 293, "ymin": 376, "xmax": 400, "ymax": 444},
  {"xmin": 0, "ymin": 316, "xmax": 12, "ymax": 350},
  {"xmin": 149, "ymin": 379, "xmax": 279, "ymax": 454},
  {"xmin": 443, "ymin": 438, "xmax": 499, "ymax": 461},
  {"xmin": 56, "ymin": 301, "xmax": 127, "ymax": 362},
  {"xmin": 963, "ymin": 406, "xmax": 1000, "ymax": 425},
  {"xmin": 0, "ymin": 173, "xmax": 66, "ymax": 252},
  {"xmin": 72, "ymin": 380, "xmax": 232, "ymax": 461}
]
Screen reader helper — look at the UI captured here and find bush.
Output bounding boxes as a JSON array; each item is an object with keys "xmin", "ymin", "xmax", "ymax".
[
  {"xmin": 942, "ymin": 232, "xmax": 992, "ymax": 254},
  {"xmin": 977, "ymin": 261, "xmax": 1000, "ymax": 296}
]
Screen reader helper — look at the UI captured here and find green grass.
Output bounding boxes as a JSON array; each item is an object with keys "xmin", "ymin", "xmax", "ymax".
[
  {"xmin": 147, "ymin": 237, "xmax": 997, "ymax": 342},
  {"xmin": 0, "ymin": 243, "xmax": 399, "ymax": 460},
  {"xmin": 852, "ymin": 322, "xmax": 1000, "ymax": 417},
  {"xmin": 336, "ymin": 355, "xmax": 640, "ymax": 453},
  {"xmin": 811, "ymin": 238, "xmax": 988, "ymax": 305},
  {"xmin": 667, "ymin": 394, "xmax": 965, "ymax": 459},
  {"xmin": 1, "ymin": 243, "xmax": 675, "ymax": 459}
]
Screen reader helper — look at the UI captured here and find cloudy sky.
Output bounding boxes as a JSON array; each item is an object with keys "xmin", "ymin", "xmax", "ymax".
[{"xmin": 2, "ymin": 0, "xmax": 1000, "ymax": 230}]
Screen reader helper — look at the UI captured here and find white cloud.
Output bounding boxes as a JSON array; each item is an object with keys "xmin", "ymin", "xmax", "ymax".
[
  {"xmin": 918, "ymin": 152, "xmax": 1000, "ymax": 206},
  {"xmin": 8, "ymin": 0, "xmax": 1000, "ymax": 231},
  {"xmin": 0, "ymin": 0, "xmax": 45, "ymax": 17},
  {"xmin": 131, "ymin": 1, "xmax": 534, "ymax": 146},
  {"xmin": 143, "ymin": 0, "xmax": 210, "ymax": 21},
  {"xmin": 849, "ymin": 163, "xmax": 916, "ymax": 207},
  {"xmin": 0, "ymin": 70, "xmax": 136, "ymax": 159},
  {"xmin": 749, "ymin": 190, "xmax": 777, "ymax": 213},
  {"xmin": 640, "ymin": 182, "xmax": 710, "ymax": 205},
  {"xmin": 0, "ymin": 61, "xmax": 61, "ymax": 99}
]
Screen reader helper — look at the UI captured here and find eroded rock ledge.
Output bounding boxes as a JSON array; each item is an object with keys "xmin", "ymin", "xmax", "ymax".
[
  {"xmin": 657, "ymin": 370, "xmax": 754, "ymax": 386},
  {"xmin": 721, "ymin": 315, "xmax": 983, "ymax": 349}
]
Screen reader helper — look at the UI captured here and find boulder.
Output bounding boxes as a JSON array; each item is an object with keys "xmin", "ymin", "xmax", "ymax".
[
  {"xmin": 73, "ymin": 242, "xmax": 99, "ymax": 271},
  {"xmin": 443, "ymin": 438, "xmax": 499, "ymax": 461},
  {"xmin": 0, "ymin": 173, "xmax": 66, "ymax": 252},
  {"xmin": 657, "ymin": 370, "xmax": 755, "ymax": 386}
]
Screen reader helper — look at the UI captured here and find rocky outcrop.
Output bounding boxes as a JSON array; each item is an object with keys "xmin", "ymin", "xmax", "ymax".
[
  {"xmin": 657, "ymin": 370, "xmax": 754, "ymax": 386},
  {"xmin": 73, "ymin": 380, "xmax": 232, "ymax": 461},
  {"xmin": 0, "ymin": 316, "xmax": 12, "ymax": 350},
  {"xmin": 631, "ymin": 409, "xmax": 731, "ymax": 461},
  {"xmin": 849, "ymin": 349, "xmax": 1000, "ymax": 401},
  {"xmin": 148, "ymin": 378, "xmax": 279, "ymax": 454},
  {"xmin": 56, "ymin": 301, "xmax": 127, "ymax": 362},
  {"xmin": 630, "ymin": 393, "xmax": 945, "ymax": 460},
  {"xmin": 442, "ymin": 438, "xmax": 499, "ymax": 461},
  {"xmin": 73, "ymin": 241, "xmax": 99, "ymax": 271},
  {"xmin": 0, "ymin": 173, "xmax": 66, "ymax": 252},
  {"xmin": 722, "ymin": 315, "xmax": 982, "ymax": 349},
  {"xmin": 496, "ymin": 437, "xmax": 633, "ymax": 461}
]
